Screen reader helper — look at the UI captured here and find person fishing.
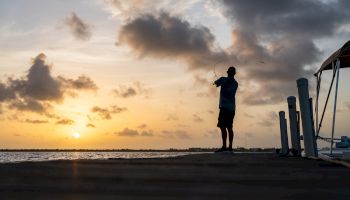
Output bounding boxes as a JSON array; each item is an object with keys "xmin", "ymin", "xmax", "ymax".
[{"xmin": 213, "ymin": 66, "xmax": 238, "ymax": 152}]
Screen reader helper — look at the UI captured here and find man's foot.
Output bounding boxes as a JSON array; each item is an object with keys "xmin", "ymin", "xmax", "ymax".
[
  {"xmin": 227, "ymin": 147, "xmax": 233, "ymax": 152},
  {"xmin": 215, "ymin": 147, "xmax": 227, "ymax": 153}
]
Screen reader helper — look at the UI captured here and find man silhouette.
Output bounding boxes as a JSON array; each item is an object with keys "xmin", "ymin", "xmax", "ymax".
[{"xmin": 213, "ymin": 66, "xmax": 238, "ymax": 152}]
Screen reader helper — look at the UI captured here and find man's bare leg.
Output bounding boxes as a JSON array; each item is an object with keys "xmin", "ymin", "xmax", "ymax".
[
  {"xmin": 220, "ymin": 127, "xmax": 227, "ymax": 149},
  {"xmin": 228, "ymin": 128, "xmax": 234, "ymax": 150}
]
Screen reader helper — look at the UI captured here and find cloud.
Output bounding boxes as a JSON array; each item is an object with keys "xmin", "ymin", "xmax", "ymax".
[
  {"xmin": 205, "ymin": 129, "xmax": 219, "ymax": 138},
  {"xmin": 24, "ymin": 119, "xmax": 49, "ymax": 124},
  {"xmin": 113, "ymin": 81, "xmax": 152, "ymax": 98},
  {"xmin": 104, "ymin": 0, "xmax": 199, "ymax": 19},
  {"xmin": 345, "ymin": 102, "xmax": 350, "ymax": 110},
  {"xmin": 8, "ymin": 98, "xmax": 50, "ymax": 113},
  {"xmin": 56, "ymin": 118, "xmax": 75, "ymax": 125},
  {"xmin": 86, "ymin": 123, "xmax": 95, "ymax": 128},
  {"xmin": 91, "ymin": 105, "xmax": 127, "ymax": 120},
  {"xmin": 338, "ymin": 102, "xmax": 350, "ymax": 113},
  {"xmin": 117, "ymin": 2, "xmax": 350, "ymax": 105},
  {"xmin": 116, "ymin": 128, "xmax": 138, "ymax": 137},
  {"xmin": 196, "ymin": 87, "xmax": 217, "ymax": 98},
  {"xmin": 137, "ymin": 123, "xmax": 147, "ymax": 129},
  {"xmin": 192, "ymin": 114, "xmax": 204, "ymax": 123},
  {"xmin": 116, "ymin": 128, "xmax": 154, "ymax": 137},
  {"xmin": 118, "ymin": 12, "xmax": 230, "ymax": 70},
  {"xmin": 58, "ymin": 75, "xmax": 98, "ymax": 91},
  {"xmin": 64, "ymin": 12, "xmax": 92, "ymax": 41},
  {"xmin": 140, "ymin": 130, "xmax": 154, "ymax": 136},
  {"xmin": 161, "ymin": 130, "xmax": 191, "ymax": 139},
  {"xmin": 9, "ymin": 53, "xmax": 64, "ymax": 102},
  {"xmin": 193, "ymin": 74, "xmax": 218, "ymax": 98},
  {"xmin": 0, "ymin": 53, "xmax": 97, "ymax": 114},
  {"xmin": 244, "ymin": 112, "xmax": 254, "ymax": 118},
  {"xmin": 217, "ymin": 0, "xmax": 350, "ymax": 105},
  {"xmin": 193, "ymin": 74, "xmax": 211, "ymax": 86},
  {"xmin": 258, "ymin": 111, "xmax": 278, "ymax": 127},
  {"xmin": 245, "ymin": 132, "xmax": 253, "ymax": 138},
  {"xmin": 0, "ymin": 83, "xmax": 15, "ymax": 102},
  {"xmin": 166, "ymin": 113, "xmax": 179, "ymax": 121},
  {"xmin": 207, "ymin": 110, "xmax": 215, "ymax": 115}
]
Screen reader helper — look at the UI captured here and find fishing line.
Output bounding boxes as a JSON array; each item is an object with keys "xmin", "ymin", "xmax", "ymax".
[{"xmin": 212, "ymin": 60, "xmax": 225, "ymax": 81}]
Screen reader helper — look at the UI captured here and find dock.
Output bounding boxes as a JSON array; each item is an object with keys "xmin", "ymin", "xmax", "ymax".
[{"xmin": 0, "ymin": 153, "xmax": 349, "ymax": 199}]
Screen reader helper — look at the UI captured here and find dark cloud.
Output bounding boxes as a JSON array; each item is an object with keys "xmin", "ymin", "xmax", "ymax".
[
  {"xmin": 9, "ymin": 53, "xmax": 64, "ymax": 102},
  {"xmin": 86, "ymin": 123, "xmax": 95, "ymax": 128},
  {"xmin": 116, "ymin": 128, "xmax": 154, "ymax": 137},
  {"xmin": 218, "ymin": 0, "xmax": 350, "ymax": 104},
  {"xmin": 193, "ymin": 114, "xmax": 204, "ymax": 123},
  {"xmin": 113, "ymin": 81, "xmax": 152, "ymax": 98},
  {"xmin": 221, "ymin": 0, "xmax": 349, "ymax": 38},
  {"xmin": 118, "ymin": 12, "xmax": 230, "ymax": 70},
  {"xmin": 91, "ymin": 105, "xmax": 127, "ymax": 120},
  {"xmin": 24, "ymin": 119, "xmax": 49, "ymax": 124},
  {"xmin": 58, "ymin": 75, "xmax": 98, "ymax": 91},
  {"xmin": 0, "ymin": 83, "xmax": 15, "ymax": 101},
  {"xmin": 0, "ymin": 53, "xmax": 97, "ymax": 114},
  {"xmin": 8, "ymin": 98, "xmax": 50, "ymax": 113},
  {"xmin": 56, "ymin": 118, "xmax": 75, "ymax": 125},
  {"xmin": 64, "ymin": 12, "xmax": 92, "ymax": 41},
  {"xmin": 161, "ymin": 130, "xmax": 191, "ymax": 139}
]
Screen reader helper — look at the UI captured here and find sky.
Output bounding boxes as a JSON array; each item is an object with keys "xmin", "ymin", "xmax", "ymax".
[{"xmin": 0, "ymin": 0, "xmax": 350, "ymax": 149}]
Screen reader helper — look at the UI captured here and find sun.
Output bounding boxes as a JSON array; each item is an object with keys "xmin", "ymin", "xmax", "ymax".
[{"xmin": 73, "ymin": 132, "xmax": 80, "ymax": 139}]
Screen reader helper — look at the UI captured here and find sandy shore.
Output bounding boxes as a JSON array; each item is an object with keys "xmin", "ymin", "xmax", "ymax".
[{"xmin": 0, "ymin": 153, "xmax": 349, "ymax": 200}]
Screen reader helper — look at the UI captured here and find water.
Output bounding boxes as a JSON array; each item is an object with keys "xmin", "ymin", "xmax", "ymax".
[{"xmin": 0, "ymin": 151, "xmax": 209, "ymax": 163}]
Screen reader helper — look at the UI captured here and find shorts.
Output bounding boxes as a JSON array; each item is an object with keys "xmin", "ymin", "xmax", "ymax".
[{"xmin": 217, "ymin": 108, "xmax": 235, "ymax": 128}]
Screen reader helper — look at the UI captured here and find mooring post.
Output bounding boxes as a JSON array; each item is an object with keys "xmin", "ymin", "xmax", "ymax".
[
  {"xmin": 287, "ymin": 96, "xmax": 301, "ymax": 156},
  {"xmin": 297, "ymin": 78, "xmax": 317, "ymax": 157},
  {"xmin": 279, "ymin": 111, "xmax": 289, "ymax": 155}
]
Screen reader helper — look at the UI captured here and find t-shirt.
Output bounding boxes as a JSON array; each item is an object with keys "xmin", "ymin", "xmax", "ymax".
[{"xmin": 214, "ymin": 76, "xmax": 238, "ymax": 111}]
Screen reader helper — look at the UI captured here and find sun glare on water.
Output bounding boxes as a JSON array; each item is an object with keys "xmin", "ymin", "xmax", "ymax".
[{"xmin": 73, "ymin": 133, "xmax": 80, "ymax": 139}]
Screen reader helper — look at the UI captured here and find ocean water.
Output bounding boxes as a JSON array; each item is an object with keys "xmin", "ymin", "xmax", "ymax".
[{"xmin": 0, "ymin": 151, "xmax": 209, "ymax": 163}]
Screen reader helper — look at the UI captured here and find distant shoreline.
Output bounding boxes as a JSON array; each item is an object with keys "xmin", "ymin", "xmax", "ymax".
[{"xmin": 0, "ymin": 148, "xmax": 276, "ymax": 152}]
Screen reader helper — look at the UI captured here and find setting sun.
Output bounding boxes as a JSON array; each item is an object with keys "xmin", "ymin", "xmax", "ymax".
[{"xmin": 73, "ymin": 133, "xmax": 80, "ymax": 139}]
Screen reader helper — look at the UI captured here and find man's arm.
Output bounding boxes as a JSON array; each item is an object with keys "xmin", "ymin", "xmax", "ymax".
[{"xmin": 213, "ymin": 77, "xmax": 223, "ymax": 87}]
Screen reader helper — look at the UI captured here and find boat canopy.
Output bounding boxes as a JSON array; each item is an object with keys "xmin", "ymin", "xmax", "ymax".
[
  {"xmin": 314, "ymin": 40, "xmax": 350, "ymax": 156},
  {"xmin": 315, "ymin": 40, "xmax": 350, "ymax": 75}
]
